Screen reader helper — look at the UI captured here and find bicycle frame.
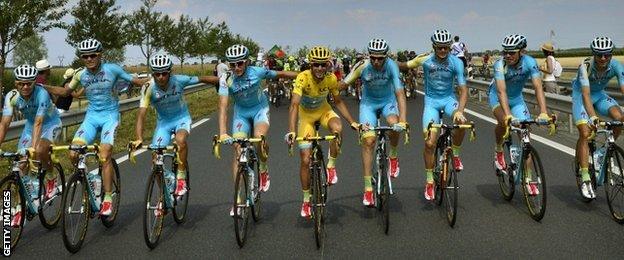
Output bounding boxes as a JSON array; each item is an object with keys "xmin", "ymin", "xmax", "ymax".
[
  {"xmin": 591, "ymin": 125, "xmax": 620, "ymax": 185},
  {"xmin": 236, "ymin": 142, "xmax": 259, "ymax": 207},
  {"xmin": 2, "ymin": 154, "xmax": 37, "ymax": 215},
  {"xmin": 506, "ymin": 125, "xmax": 532, "ymax": 185}
]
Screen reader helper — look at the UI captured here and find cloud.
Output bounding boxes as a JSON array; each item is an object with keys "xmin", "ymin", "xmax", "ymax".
[
  {"xmin": 157, "ymin": 0, "xmax": 188, "ymax": 8},
  {"xmin": 344, "ymin": 8, "xmax": 381, "ymax": 25},
  {"xmin": 213, "ymin": 11, "xmax": 228, "ymax": 23}
]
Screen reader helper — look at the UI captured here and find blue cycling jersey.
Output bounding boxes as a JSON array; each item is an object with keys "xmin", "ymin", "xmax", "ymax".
[
  {"xmin": 342, "ymin": 58, "xmax": 403, "ymax": 102},
  {"xmin": 140, "ymin": 75, "xmax": 199, "ymax": 121},
  {"xmin": 572, "ymin": 58, "xmax": 624, "ymax": 93},
  {"xmin": 68, "ymin": 63, "xmax": 134, "ymax": 112},
  {"xmin": 488, "ymin": 55, "xmax": 541, "ymax": 99},
  {"xmin": 3, "ymin": 84, "xmax": 60, "ymax": 125},
  {"xmin": 218, "ymin": 66, "xmax": 277, "ymax": 108},
  {"xmin": 407, "ymin": 54, "xmax": 466, "ymax": 99}
]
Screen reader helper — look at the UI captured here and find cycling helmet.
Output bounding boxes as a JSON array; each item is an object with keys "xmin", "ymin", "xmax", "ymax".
[
  {"xmin": 368, "ymin": 38, "xmax": 389, "ymax": 55},
  {"xmin": 149, "ymin": 54, "xmax": 173, "ymax": 72},
  {"xmin": 78, "ymin": 38, "xmax": 103, "ymax": 54},
  {"xmin": 225, "ymin": 44, "xmax": 249, "ymax": 62},
  {"xmin": 13, "ymin": 65, "xmax": 38, "ymax": 81},
  {"xmin": 308, "ymin": 46, "xmax": 332, "ymax": 62},
  {"xmin": 501, "ymin": 34, "xmax": 527, "ymax": 51},
  {"xmin": 431, "ymin": 29, "xmax": 452, "ymax": 45},
  {"xmin": 590, "ymin": 37, "xmax": 614, "ymax": 54}
]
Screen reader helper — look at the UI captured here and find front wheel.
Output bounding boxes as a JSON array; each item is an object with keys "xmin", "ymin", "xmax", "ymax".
[
  {"xmin": 312, "ymin": 162, "xmax": 326, "ymax": 249},
  {"xmin": 604, "ymin": 145, "xmax": 624, "ymax": 224},
  {"xmin": 143, "ymin": 171, "xmax": 164, "ymax": 249},
  {"xmin": 39, "ymin": 163, "xmax": 65, "ymax": 229},
  {"xmin": 0, "ymin": 175, "xmax": 26, "ymax": 250},
  {"xmin": 233, "ymin": 168, "xmax": 250, "ymax": 248},
  {"xmin": 101, "ymin": 160, "xmax": 121, "ymax": 227},
  {"xmin": 443, "ymin": 151, "xmax": 458, "ymax": 227},
  {"xmin": 62, "ymin": 172, "xmax": 90, "ymax": 253},
  {"xmin": 521, "ymin": 146, "xmax": 547, "ymax": 221}
]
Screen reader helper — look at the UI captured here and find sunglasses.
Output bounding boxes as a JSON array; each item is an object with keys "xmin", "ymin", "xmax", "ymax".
[
  {"xmin": 433, "ymin": 45, "xmax": 450, "ymax": 51},
  {"xmin": 503, "ymin": 50, "xmax": 520, "ymax": 56},
  {"xmin": 229, "ymin": 60, "xmax": 246, "ymax": 68},
  {"xmin": 81, "ymin": 53, "xmax": 99, "ymax": 60},
  {"xmin": 370, "ymin": 56, "xmax": 386, "ymax": 61},
  {"xmin": 16, "ymin": 81, "xmax": 34, "ymax": 87},
  {"xmin": 311, "ymin": 62, "xmax": 327, "ymax": 68},
  {"xmin": 153, "ymin": 71, "xmax": 170, "ymax": 77},
  {"xmin": 594, "ymin": 53, "xmax": 613, "ymax": 59}
]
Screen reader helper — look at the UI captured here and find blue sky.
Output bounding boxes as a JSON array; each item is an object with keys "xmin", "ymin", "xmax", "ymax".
[{"xmin": 35, "ymin": 0, "xmax": 624, "ymax": 65}]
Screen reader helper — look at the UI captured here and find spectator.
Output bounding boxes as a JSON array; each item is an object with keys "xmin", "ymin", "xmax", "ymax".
[
  {"xmin": 540, "ymin": 42, "xmax": 560, "ymax": 94},
  {"xmin": 451, "ymin": 36, "xmax": 469, "ymax": 68},
  {"xmin": 55, "ymin": 68, "xmax": 77, "ymax": 113},
  {"xmin": 35, "ymin": 59, "xmax": 51, "ymax": 84},
  {"xmin": 342, "ymin": 55, "xmax": 351, "ymax": 75},
  {"xmin": 215, "ymin": 59, "xmax": 229, "ymax": 91}
]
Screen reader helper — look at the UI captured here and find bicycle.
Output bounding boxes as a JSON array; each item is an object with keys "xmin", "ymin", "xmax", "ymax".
[
  {"xmin": 426, "ymin": 112, "xmax": 476, "ymax": 227},
  {"xmin": 573, "ymin": 120, "xmax": 624, "ymax": 223},
  {"xmin": 288, "ymin": 121, "xmax": 339, "ymax": 249},
  {"xmin": 0, "ymin": 149, "xmax": 65, "ymax": 250},
  {"xmin": 496, "ymin": 116, "xmax": 556, "ymax": 221},
  {"xmin": 213, "ymin": 135, "xmax": 265, "ymax": 248},
  {"xmin": 128, "ymin": 143, "xmax": 190, "ymax": 249},
  {"xmin": 359, "ymin": 114, "xmax": 410, "ymax": 234},
  {"xmin": 57, "ymin": 144, "xmax": 121, "ymax": 253}
]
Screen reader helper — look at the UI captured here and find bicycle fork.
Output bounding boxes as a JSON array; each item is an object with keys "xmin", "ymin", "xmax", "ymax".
[{"xmin": 376, "ymin": 138, "xmax": 394, "ymax": 195}]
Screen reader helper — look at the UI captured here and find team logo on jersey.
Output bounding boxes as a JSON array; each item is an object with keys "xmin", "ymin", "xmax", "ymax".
[
  {"xmin": 104, "ymin": 130, "xmax": 110, "ymax": 137},
  {"xmin": 236, "ymin": 122, "xmax": 243, "ymax": 131},
  {"xmin": 21, "ymin": 138, "xmax": 29, "ymax": 146},
  {"xmin": 77, "ymin": 130, "xmax": 84, "ymax": 136}
]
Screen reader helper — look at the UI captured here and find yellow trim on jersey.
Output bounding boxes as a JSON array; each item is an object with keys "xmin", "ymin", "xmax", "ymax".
[
  {"xmin": 67, "ymin": 68, "xmax": 85, "ymax": 90},
  {"xmin": 342, "ymin": 59, "xmax": 368, "ymax": 85},
  {"xmin": 406, "ymin": 53, "xmax": 430, "ymax": 69},
  {"xmin": 139, "ymin": 82, "xmax": 154, "ymax": 108}
]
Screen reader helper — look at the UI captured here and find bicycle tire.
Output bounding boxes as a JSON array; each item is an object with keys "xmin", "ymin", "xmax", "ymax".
[
  {"xmin": 233, "ymin": 167, "xmax": 250, "ymax": 248},
  {"xmin": 144, "ymin": 170, "xmax": 164, "ymax": 249},
  {"xmin": 497, "ymin": 140, "xmax": 515, "ymax": 201},
  {"xmin": 251, "ymin": 152, "xmax": 262, "ymax": 222},
  {"xmin": 521, "ymin": 145, "xmax": 547, "ymax": 221},
  {"xmin": 39, "ymin": 163, "xmax": 65, "ymax": 229},
  {"xmin": 312, "ymin": 160, "xmax": 324, "ymax": 249},
  {"xmin": 0, "ymin": 175, "xmax": 26, "ymax": 250},
  {"xmin": 173, "ymin": 162, "xmax": 190, "ymax": 224},
  {"xmin": 380, "ymin": 157, "xmax": 390, "ymax": 234},
  {"xmin": 604, "ymin": 145, "xmax": 624, "ymax": 224},
  {"xmin": 444, "ymin": 151, "xmax": 458, "ymax": 227},
  {"xmin": 101, "ymin": 160, "xmax": 121, "ymax": 228},
  {"xmin": 62, "ymin": 172, "xmax": 90, "ymax": 253},
  {"xmin": 434, "ymin": 145, "xmax": 444, "ymax": 206}
]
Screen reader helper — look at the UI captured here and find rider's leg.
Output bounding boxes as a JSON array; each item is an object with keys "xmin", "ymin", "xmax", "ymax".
[
  {"xmin": 361, "ymin": 135, "xmax": 376, "ymax": 192},
  {"xmin": 299, "ymin": 148, "xmax": 311, "ymax": 202},
  {"xmin": 326, "ymin": 116, "xmax": 342, "ymax": 165},
  {"xmin": 576, "ymin": 124, "xmax": 592, "ymax": 182}
]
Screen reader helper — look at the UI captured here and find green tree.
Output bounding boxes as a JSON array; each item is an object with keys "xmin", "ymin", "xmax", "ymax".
[
  {"xmin": 12, "ymin": 34, "xmax": 48, "ymax": 65},
  {"xmin": 296, "ymin": 45, "xmax": 310, "ymax": 58},
  {"xmin": 191, "ymin": 17, "xmax": 215, "ymax": 69},
  {"xmin": 126, "ymin": 0, "xmax": 172, "ymax": 65},
  {"xmin": 65, "ymin": 0, "xmax": 128, "ymax": 64},
  {"xmin": 0, "ymin": 0, "xmax": 67, "ymax": 94},
  {"xmin": 163, "ymin": 15, "xmax": 197, "ymax": 69}
]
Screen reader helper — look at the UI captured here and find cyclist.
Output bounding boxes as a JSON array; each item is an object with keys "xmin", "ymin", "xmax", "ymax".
[
  {"xmin": 0, "ymin": 65, "xmax": 63, "ymax": 226},
  {"xmin": 489, "ymin": 34, "xmax": 550, "ymax": 196},
  {"xmin": 341, "ymin": 38, "xmax": 407, "ymax": 207},
  {"xmin": 285, "ymin": 46, "xmax": 358, "ymax": 218},
  {"xmin": 43, "ymin": 38, "xmax": 147, "ymax": 216},
  {"xmin": 133, "ymin": 54, "xmax": 219, "ymax": 199},
  {"xmin": 573, "ymin": 37, "xmax": 624, "ymax": 199},
  {"xmin": 217, "ymin": 44, "xmax": 298, "ymax": 216},
  {"xmin": 399, "ymin": 29, "xmax": 468, "ymax": 201}
]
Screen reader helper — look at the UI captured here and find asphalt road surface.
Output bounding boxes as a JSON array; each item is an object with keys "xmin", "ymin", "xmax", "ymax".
[{"xmin": 10, "ymin": 94, "xmax": 624, "ymax": 259}]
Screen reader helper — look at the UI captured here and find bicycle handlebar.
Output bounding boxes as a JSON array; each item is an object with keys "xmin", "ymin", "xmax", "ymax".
[
  {"xmin": 357, "ymin": 123, "xmax": 411, "ymax": 145},
  {"xmin": 288, "ymin": 133, "xmax": 341, "ymax": 157},
  {"xmin": 504, "ymin": 114, "xmax": 557, "ymax": 138},
  {"xmin": 212, "ymin": 135, "xmax": 266, "ymax": 159},
  {"xmin": 426, "ymin": 121, "xmax": 476, "ymax": 142}
]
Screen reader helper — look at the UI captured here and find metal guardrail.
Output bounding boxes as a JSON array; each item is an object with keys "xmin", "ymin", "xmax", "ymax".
[{"xmin": 4, "ymin": 83, "xmax": 210, "ymax": 141}]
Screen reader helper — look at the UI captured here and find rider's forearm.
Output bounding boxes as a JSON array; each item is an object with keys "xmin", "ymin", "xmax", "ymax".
[
  {"xmin": 199, "ymin": 76, "xmax": 219, "ymax": 85},
  {"xmin": 288, "ymin": 103, "xmax": 299, "ymax": 133},
  {"xmin": 395, "ymin": 91, "xmax": 407, "ymax": 122},
  {"xmin": 496, "ymin": 84, "xmax": 512, "ymax": 116},
  {"xmin": 135, "ymin": 108, "xmax": 146, "ymax": 141},
  {"xmin": 31, "ymin": 119, "xmax": 43, "ymax": 151},
  {"xmin": 218, "ymin": 97, "xmax": 229, "ymax": 135},
  {"xmin": 533, "ymin": 80, "xmax": 548, "ymax": 114},
  {"xmin": 43, "ymin": 85, "xmax": 72, "ymax": 97},
  {"xmin": 276, "ymin": 71, "xmax": 298, "ymax": 79},
  {"xmin": 457, "ymin": 86, "xmax": 468, "ymax": 112},
  {"xmin": 582, "ymin": 91, "xmax": 598, "ymax": 118}
]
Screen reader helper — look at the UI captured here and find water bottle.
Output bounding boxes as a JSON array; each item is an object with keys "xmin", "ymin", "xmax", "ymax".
[
  {"xmin": 509, "ymin": 145, "xmax": 520, "ymax": 164},
  {"xmin": 247, "ymin": 166, "xmax": 256, "ymax": 194},
  {"xmin": 164, "ymin": 169, "xmax": 176, "ymax": 193},
  {"xmin": 22, "ymin": 175, "xmax": 39, "ymax": 209},
  {"xmin": 88, "ymin": 172, "xmax": 102, "ymax": 204},
  {"xmin": 593, "ymin": 147, "xmax": 607, "ymax": 173}
]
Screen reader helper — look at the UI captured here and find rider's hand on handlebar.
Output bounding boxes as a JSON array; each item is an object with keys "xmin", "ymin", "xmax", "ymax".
[
  {"xmin": 220, "ymin": 134, "xmax": 234, "ymax": 145},
  {"xmin": 284, "ymin": 132, "xmax": 296, "ymax": 145},
  {"xmin": 392, "ymin": 122, "xmax": 407, "ymax": 132},
  {"xmin": 130, "ymin": 140, "xmax": 143, "ymax": 150},
  {"xmin": 589, "ymin": 115, "xmax": 600, "ymax": 127},
  {"xmin": 350, "ymin": 122, "xmax": 361, "ymax": 131},
  {"xmin": 453, "ymin": 111, "xmax": 467, "ymax": 123}
]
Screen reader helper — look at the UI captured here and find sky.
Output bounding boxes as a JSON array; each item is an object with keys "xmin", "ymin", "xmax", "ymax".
[{"xmin": 29, "ymin": 0, "xmax": 624, "ymax": 66}]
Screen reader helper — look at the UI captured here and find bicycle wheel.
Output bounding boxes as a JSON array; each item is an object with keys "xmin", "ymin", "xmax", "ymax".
[
  {"xmin": 251, "ymin": 156, "xmax": 262, "ymax": 222},
  {"xmin": 443, "ymin": 151, "xmax": 458, "ymax": 227},
  {"xmin": 233, "ymin": 168, "xmax": 250, "ymax": 248},
  {"xmin": 62, "ymin": 172, "xmax": 90, "ymax": 253},
  {"xmin": 143, "ymin": 170, "xmax": 165, "ymax": 249},
  {"xmin": 433, "ymin": 146, "xmax": 444, "ymax": 206},
  {"xmin": 101, "ymin": 160, "xmax": 121, "ymax": 227},
  {"xmin": 173, "ymin": 163, "xmax": 189, "ymax": 224},
  {"xmin": 39, "ymin": 163, "xmax": 65, "ymax": 229},
  {"xmin": 604, "ymin": 145, "xmax": 624, "ymax": 223},
  {"xmin": 497, "ymin": 141, "xmax": 516, "ymax": 201},
  {"xmin": 521, "ymin": 146, "xmax": 547, "ymax": 221},
  {"xmin": 380, "ymin": 159, "xmax": 390, "ymax": 234},
  {"xmin": 312, "ymin": 162, "xmax": 324, "ymax": 249},
  {"xmin": 0, "ymin": 175, "xmax": 26, "ymax": 250}
]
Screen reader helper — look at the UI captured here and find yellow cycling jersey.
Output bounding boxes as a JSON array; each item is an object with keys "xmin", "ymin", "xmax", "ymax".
[{"xmin": 293, "ymin": 70, "xmax": 339, "ymax": 110}]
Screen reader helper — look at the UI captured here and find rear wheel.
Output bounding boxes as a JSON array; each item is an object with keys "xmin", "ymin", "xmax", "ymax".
[
  {"xmin": 143, "ymin": 171, "xmax": 164, "ymax": 249},
  {"xmin": 62, "ymin": 172, "xmax": 90, "ymax": 253},
  {"xmin": 101, "ymin": 160, "xmax": 121, "ymax": 227},
  {"xmin": 497, "ymin": 141, "xmax": 516, "ymax": 201},
  {"xmin": 604, "ymin": 145, "xmax": 624, "ymax": 224},
  {"xmin": 233, "ymin": 168, "xmax": 250, "ymax": 248},
  {"xmin": 38, "ymin": 163, "xmax": 65, "ymax": 229},
  {"xmin": 0, "ymin": 175, "xmax": 26, "ymax": 250},
  {"xmin": 521, "ymin": 146, "xmax": 547, "ymax": 221}
]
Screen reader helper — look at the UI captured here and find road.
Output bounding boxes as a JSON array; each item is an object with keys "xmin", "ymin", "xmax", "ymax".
[{"xmin": 10, "ymin": 93, "xmax": 624, "ymax": 259}]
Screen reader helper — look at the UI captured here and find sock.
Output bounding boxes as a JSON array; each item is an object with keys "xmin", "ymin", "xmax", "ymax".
[
  {"xmin": 176, "ymin": 169, "xmax": 186, "ymax": 179},
  {"xmin": 525, "ymin": 168, "xmax": 533, "ymax": 182},
  {"xmin": 389, "ymin": 146, "xmax": 398, "ymax": 158},
  {"xmin": 580, "ymin": 167, "xmax": 590, "ymax": 182},
  {"xmin": 44, "ymin": 169, "xmax": 54, "ymax": 181},
  {"xmin": 364, "ymin": 176, "xmax": 373, "ymax": 192},
  {"xmin": 302, "ymin": 189, "xmax": 311, "ymax": 203},
  {"xmin": 425, "ymin": 169, "xmax": 434, "ymax": 183},
  {"xmin": 104, "ymin": 192, "xmax": 112, "ymax": 202},
  {"xmin": 452, "ymin": 145, "xmax": 461, "ymax": 157},
  {"xmin": 495, "ymin": 144, "xmax": 504, "ymax": 152},
  {"xmin": 327, "ymin": 156, "xmax": 337, "ymax": 168},
  {"xmin": 259, "ymin": 161, "xmax": 268, "ymax": 172}
]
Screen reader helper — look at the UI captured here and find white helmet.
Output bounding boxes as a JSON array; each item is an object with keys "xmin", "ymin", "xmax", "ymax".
[
  {"xmin": 225, "ymin": 44, "xmax": 249, "ymax": 62},
  {"xmin": 78, "ymin": 38, "xmax": 103, "ymax": 54},
  {"xmin": 501, "ymin": 34, "xmax": 527, "ymax": 51},
  {"xmin": 149, "ymin": 54, "xmax": 173, "ymax": 72},
  {"xmin": 590, "ymin": 37, "xmax": 614, "ymax": 54},
  {"xmin": 368, "ymin": 38, "xmax": 389, "ymax": 55},
  {"xmin": 13, "ymin": 65, "xmax": 38, "ymax": 81},
  {"xmin": 431, "ymin": 29, "xmax": 452, "ymax": 45}
]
